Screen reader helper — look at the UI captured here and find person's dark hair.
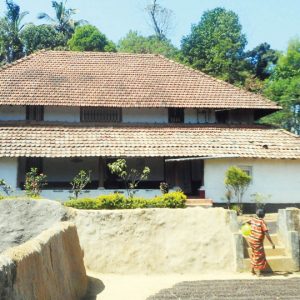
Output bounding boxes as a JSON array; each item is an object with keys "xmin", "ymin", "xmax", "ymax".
[{"xmin": 256, "ymin": 208, "xmax": 265, "ymax": 218}]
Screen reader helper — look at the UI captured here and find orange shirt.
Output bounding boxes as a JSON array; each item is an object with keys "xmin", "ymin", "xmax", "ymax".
[{"xmin": 249, "ymin": 217, "xmax": 268, "ymax": 242}]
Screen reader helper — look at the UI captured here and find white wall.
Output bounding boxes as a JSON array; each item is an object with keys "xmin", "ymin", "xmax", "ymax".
[
  {"xmin": 0, "ymin": 158, "xmax": 18, "ymax": 189},
  {"xmin": 204, "ymin": 158, "xmax": 300, "ymax": 204},
  {"xmin": 44, "ymin": 106, "xmax": 80, "ymax": 122},
  {"xmin": 123, "ymin": 108, "xmax": 168, "ymax": 123},
  {"xmin": 0, "ymin": 106, "xmax": 25, "ymax": 121}
]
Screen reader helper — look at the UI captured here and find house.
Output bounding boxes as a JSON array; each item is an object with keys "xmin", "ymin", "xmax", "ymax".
[{"xmin": 0, "ymin": 50, "xmax": 299, "ymax": 203}]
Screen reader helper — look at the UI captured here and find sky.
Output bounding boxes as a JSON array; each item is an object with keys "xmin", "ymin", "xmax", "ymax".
[{"xmin": 0, "ymin": 0, "xmax": 299, "ymax": 51}]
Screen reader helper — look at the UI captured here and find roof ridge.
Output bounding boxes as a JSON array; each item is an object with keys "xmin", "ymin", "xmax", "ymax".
[
  {"xmin": 278, "ymin": 129, "xmax": 300, "ymax": 138},
  {"xmin": 0, "ymin": 49, "xmax": 48, "ymax": 73},
  {"xmin": 158, "ymin": 55, "xmax": 281, "ymax": 109}
]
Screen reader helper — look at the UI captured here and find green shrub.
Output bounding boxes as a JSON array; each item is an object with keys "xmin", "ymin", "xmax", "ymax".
[{"xmin": 64, "ymin": 191, "xmax": 187, "ymax": 210}]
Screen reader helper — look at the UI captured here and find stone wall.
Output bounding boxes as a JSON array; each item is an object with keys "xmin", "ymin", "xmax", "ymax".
[
  {"xmin": 0, "ymin": 222, "xmax": 87, "ymax": 300},
  {"xmin": 71, "ymin": 207, "xmax": 239, "ymax": 274}
]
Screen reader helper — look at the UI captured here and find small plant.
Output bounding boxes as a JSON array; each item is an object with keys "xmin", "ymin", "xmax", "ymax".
[
  {"xmin": 24, "ymin": 168, "xmax": 47, "ymax": 197},
  {"xmin": 225, "ymin": 166, "xmax": 251, "ymax": 214},
  {"xmin": 224, "ymin": 190, "xmax": 232, "ymax": 209},
  {"xmin": 159, "ymin": 182, "xmax": 169, "ymax": 194},
  {"xmin": 251, "ymin": 193, "xmax": 271, "ymax": 209},
  {"xmin": 70, "ymin": 170, "xmax": 91, "ymax": 199},
  {"xmin": 108, "ymin": 159, "xmax": 150, "ymax": 198},
  {"xmin": 0, "ymin": 179, "xmax": 13, "ymax": 196},
  {"xmin": 231, "ymin": 203, "xmax": 243, "ymax": 216}
]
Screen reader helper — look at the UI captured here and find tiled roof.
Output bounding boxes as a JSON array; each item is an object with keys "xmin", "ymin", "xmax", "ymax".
[
  {"xmin": 0, "ymin": 50, "xmax": 279, "ymax": 110},
  {"xmin": 0, "ymin": 123, "xmax": 299, "ymax": 159}
]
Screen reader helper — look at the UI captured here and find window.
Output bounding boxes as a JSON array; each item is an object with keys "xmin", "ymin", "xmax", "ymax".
[
  {"xmin": 80, "ymin": 107, "xmax": 121, "ymax": 122},
  {"xmin": 25, "ymin": 157, "xmax": 43, "ymax": 173},
  {"xmin": 168, "ymin": 108, "xmax": 184, "ymax": 123},
  {"xmin": 26, "ymin": 106, "xmax": 44, "ymax": 121}
]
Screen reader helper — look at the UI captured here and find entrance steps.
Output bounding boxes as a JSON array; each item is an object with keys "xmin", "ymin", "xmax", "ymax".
[
  {"xmin": 186, "ymin": 198, "xmax": 213, "ymax": 208},
  {"xmin": 243, "ymin": 234, "xmax": 297, "ymax": 272}
]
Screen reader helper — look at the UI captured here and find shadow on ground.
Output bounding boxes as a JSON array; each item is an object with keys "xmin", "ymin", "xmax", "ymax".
[
  {"xmin": 147, "ymin": 278, "xmax": 300, "ymax": 299},
  {"xmin": 82, "ymin": 276, "xmax": 105, "ymax": 300}
]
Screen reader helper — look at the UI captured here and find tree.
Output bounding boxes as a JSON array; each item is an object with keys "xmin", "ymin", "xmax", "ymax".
[
  {"xmin": 68, "ymin": 25, "xmax": 116, "ymax": 52},
  {"xmin": 145, "ymin": 0, "xmax": 173, "ymax": 40},
  {"xmin": 38, "ymin": 0, "xmax": 86, "ymax": 40},
  {"xmin": 225, "ymin": 166, "xmax": 251, "ymax": 214},
  {"xmin": 262, "ymin": 39, "xmax": 300, "ymax": 135},
  {"xmin": 0, "ymin": 0, "xmax": 28, "ymax": 63},
  {"xmin": 21, "ymin": 24, "xmax": 66, "ymax": 54},
  {"xmin": 245, "ymin": 43, "xmax": 279, "ymax": 80},
  {"xmin": 107, "ymin": 159, "xmax": 150, "ymax": 198},
  {"xmin": 181, "ymin": 8, "xmax": 247, "ymax": 84},
  {"xmin": 70, "ymin": 170, "xmax": 91, "ymax": 199},
  {"xmin": 118, "ymin": 30, "xmax": 178, "ymax": 58}
]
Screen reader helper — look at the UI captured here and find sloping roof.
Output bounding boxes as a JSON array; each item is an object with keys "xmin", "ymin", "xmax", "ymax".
[
  {"xmin": 0, "ymin": 50, "xmax": 279, "ymax": 110},
  {"xmin": 0, "ymin": 123, "xmax": 299, "ymax": 159}
]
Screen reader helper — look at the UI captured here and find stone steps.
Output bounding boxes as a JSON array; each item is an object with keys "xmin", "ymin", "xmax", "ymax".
[{"xmin": 186, "ymin": 198, "xmax": 213, "ymax": 208}]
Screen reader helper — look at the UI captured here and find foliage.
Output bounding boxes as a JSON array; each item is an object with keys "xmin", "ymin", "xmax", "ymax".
[
  {"xmin": 64, "ymin": 191, "xmax": 186, "ymax": 209},
  {"xmin": 181, "ymin": 7, "xmax": 247, "ymax": 84},
  {"xmin": 225, "ymin": 166, "xmax": 251, "ymax": 209},
  {"xmin": 230, "ymin": 203, "xmax": 243, "ymax": 216},
  {"xmin": 261, "ymin": 39, "xmax": 300, "ymax": 134},
  {"xmin": 0, "ymin": 179, "xmax": 12, "ymax": 196},
  {"xmin": 118, "ymin": 30, "xmax": 178, "ymax": 58},
  {"xmin": 21, "ymin": 24, "xmax": 66, "ymax": 54},
  {"xmin": 145, "ymin": 0, "xmax": 173, "ymax": 40},
  {"xmin": 107, "ymin": 159, "xmax": 151, "ymax": 198},
  {"xmin": 245, "ymin": 42, "xmax": 279, "ymax": 81},
  {"xmin": 24, "ymin": 167, "xmax": 47, "ymax": 197},
  {"xmin": 68, "ymin": 25, "xmax": 116, "ymax": 52},
  {"xmin": 70, "ymin": 170, "xmax": 91, "ymax": 199},
  {"xmin": 159, "ymin": 182, "xmax": 169, "ymax": 194},
  {"xmin": 0, "ymin": 0, "xmax": 28, "ymax": 63},
  {"xmin": 251, "ymin": 193, "xmax": 271, "ymax": 209},
  {"xmin": 38, "ymin": 0, "xmax": 86, "ymax": 40}
]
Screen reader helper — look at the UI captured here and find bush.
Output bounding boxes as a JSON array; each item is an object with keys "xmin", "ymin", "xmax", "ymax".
[{"xmin": 64, "ymin": 191, "xmax": 186, "ymax": 210}]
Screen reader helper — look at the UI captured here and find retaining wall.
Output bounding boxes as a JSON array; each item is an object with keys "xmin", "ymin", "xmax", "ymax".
[
  {"xmin": 71, "ymin": 207, "xmax": 239, "ymax": 274},
  {"xmin": 0, "ymin": 222, "xmax": 87, "ymax": 300}
]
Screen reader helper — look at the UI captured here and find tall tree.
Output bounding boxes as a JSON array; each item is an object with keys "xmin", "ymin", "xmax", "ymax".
[
  {"xmin": 145, "ymin": 0, "xmax": 173, "ymax": 40},
  {"xmin": 262, "ymin": 39, "xmax": 300, "ymax": 135},
  {"xmin": 21, "ymin": 24, "xmax": 66, "ymax": 55},
  {"xmin": 0, "ymin": 0, "xmax": 28, "ymax": 63},
  {"xmin": 68, "ymin": 25, "xmax": 116, "ymax": 52},
  {"xmin": 245, "ymin": 43, "xmax": 279, "ymax": 80},
  {"xmin": 38, "ymin": 0, "xmax": 86, "ymax": 40},
  {"xmin": 181, "ymin": 8, "xmax": 247, "ymax": 84},
  {"xmin": 118, "ymin": 30, "xmax": 178, "ymax": 58}
]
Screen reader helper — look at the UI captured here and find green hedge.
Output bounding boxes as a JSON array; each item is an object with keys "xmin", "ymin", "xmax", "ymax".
[{"xmin": 64, "ymin": 191, "xmax": 186, "ymax": 210}]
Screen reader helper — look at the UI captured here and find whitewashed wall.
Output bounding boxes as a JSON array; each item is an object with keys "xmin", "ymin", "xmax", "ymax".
[
  {"xmin": 44, "ymin": 106, "xmax": 80, "ymax": 122},
  {"xmin": 122, "ymin": 108, "xmax": 168, "ymax": 123},
  {"xmin": 0, "ymin": 158, "xmax": 18, "ymax": 188},
  {"xmin": 0, "ymin": 106, "xmax": 25, "ymax": 121},
  {"xmin": 204, "ymin": 158, "xmax": 300, "ymax": 203}
]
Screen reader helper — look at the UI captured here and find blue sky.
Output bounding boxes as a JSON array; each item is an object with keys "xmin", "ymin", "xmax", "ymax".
[{"xmin": 0, "ymin": 0, "xmax": 299, "ymax": 51}]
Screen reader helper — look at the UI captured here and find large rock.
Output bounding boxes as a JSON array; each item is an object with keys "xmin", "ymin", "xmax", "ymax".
[
  {"xmin": 0, "ymin": 222, "xmax": 88, "ymax": 300},
  {"xmin": 0, "ymin": 200, "xmax": 68, "ymax": 253}
]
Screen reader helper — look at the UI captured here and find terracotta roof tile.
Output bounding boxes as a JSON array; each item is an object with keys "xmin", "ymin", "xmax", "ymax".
[
  {"xmin": 0, "ymin": 123, "xmax": 299, "ymax": 159},
  {"xmin": 0, "ymin": 50, "xmax": 279, "ymax": 110}
]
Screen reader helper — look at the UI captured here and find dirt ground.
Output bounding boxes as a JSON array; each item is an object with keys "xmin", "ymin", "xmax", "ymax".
[{"xmin": 84, "ymin": 271, "xmax": 300, "ymax": 300}]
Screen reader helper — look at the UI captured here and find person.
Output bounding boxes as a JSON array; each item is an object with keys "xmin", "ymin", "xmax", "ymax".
[{"xmin": 246, "ymin": 208, "xmax": 275, "ymax": 276}]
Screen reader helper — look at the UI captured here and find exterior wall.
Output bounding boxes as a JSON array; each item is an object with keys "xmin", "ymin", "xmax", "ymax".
[
  {"xmin": 185, "ymin": 109, "xmax": 216, "ymax": 124},
  {"xmin": 72, "ymin": 207, "xmax": 238, "ymax": 274},
  {"xmin": 0, "ymin": 158, "xmax": 18, "ymax": 189},
  {"xmin": 44, "ymin": 106, "xmax": 80, "ymax": 122},
  {"xmin": 122, "ymin": 108, "xmax": 168, "ymax": 123},
  {"xmin": 204, "ymin": 158, "xmax": 300, "ymax": 203},
  {"xmin": 0, "ymin": 105, "xmax": 26, "ymax": 121}
]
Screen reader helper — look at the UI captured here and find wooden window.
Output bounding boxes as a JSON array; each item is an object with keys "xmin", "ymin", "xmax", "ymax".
[
  {"xmin": 25, "ymin": 157, "xmax": 43, "ymax": 173},
  {"xmin": 80, "ymin": 107, "xmax": 122, "ymax": 122},
  {"xmin": 26, "ymin": 106, "xmax": 44, "ymax": 121},
  {"xmin": 168, "ymin": 108, "xmax": 184, "ymax": 123}
]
